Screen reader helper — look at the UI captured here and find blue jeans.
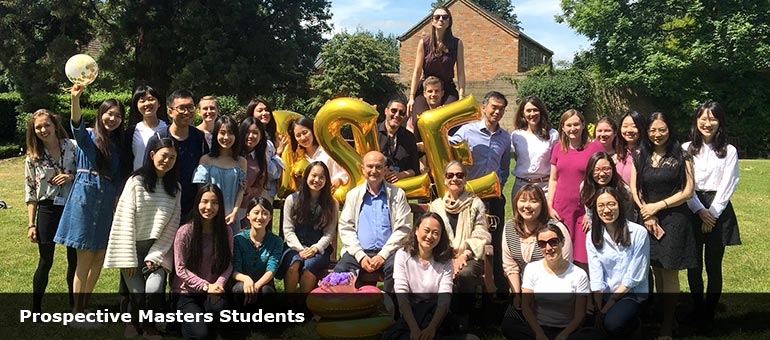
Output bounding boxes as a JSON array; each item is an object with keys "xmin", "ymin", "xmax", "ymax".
[
  {"xmin": 601, "ymin": 293, "xmax": 642, "ymax": 337},
  {"xmin": 123, "ymin": 239, "xmax": 167, "ymax": 325}
]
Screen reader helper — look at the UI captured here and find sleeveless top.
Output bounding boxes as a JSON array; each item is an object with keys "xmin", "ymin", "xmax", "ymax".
[
  {"xmin": 422, "ymin": 35, "xmax": 459, "ymax": 83},
  {"xmin": 504, "ymin": 221, "xmax": 544, "ymax": 276}
]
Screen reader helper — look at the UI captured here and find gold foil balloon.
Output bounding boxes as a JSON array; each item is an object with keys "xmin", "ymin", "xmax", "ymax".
[
  {"xmin": 274, "ymin": 110, "xmax": 304, "ymax": 198},
  {"xmin": 417, "ymin": 95, "xmax": 501, "ymax": 198},
  {"xmin": 392, "ymin": 173, "xmax": 432, "ymax": 199},
  {"xmin": 64, "ymin": 54, "xmax": 99, "ymax": 86},
  {"xmin": 314, "ymin": 98, "xmax": 379, "ymax": 202}
]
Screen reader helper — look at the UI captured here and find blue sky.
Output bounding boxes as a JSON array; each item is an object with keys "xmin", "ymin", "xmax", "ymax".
[{"xmin": 328, "ymin": 0, "xmax": 592, "ymax": 62}]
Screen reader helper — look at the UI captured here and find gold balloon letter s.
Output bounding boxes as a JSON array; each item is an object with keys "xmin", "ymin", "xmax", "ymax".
[{"xmin": 314, "ymin": 98, "xmax": 380, "ymax": 202}]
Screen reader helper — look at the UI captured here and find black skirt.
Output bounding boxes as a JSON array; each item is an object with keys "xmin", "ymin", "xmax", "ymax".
[{"xmin": 692, "ymin": 191, "xmax": 741, "ymax": 246}]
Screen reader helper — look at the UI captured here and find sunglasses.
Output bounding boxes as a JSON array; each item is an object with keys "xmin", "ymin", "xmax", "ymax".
[
  {"xmin": 433, "ymin": 14, "xmax": 450, "ymax": 21},
  {"xmin": 536, "ymin": 237, "xmax": 560, "ymax": 249},
  {"xmin": 445, "ymin": 172, "xmax": 465, "ymax": 180},
  {"xmin": 389, "ymin": 108, "xmax": 406, "ymax": 116}
]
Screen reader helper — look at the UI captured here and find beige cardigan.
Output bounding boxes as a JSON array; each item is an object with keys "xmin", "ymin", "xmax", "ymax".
[
  {"xmin": 429, "ymin": 196, "xmax": 491, "ymax": 259},
  {"xmin": 338, "ymin": 181, "xmax": 412, "ymax": 262}
]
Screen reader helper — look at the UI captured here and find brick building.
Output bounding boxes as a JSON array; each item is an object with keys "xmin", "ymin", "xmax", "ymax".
[{"xmin": 398, "ymin": 0, "xmax": 553, "ymax": 124}]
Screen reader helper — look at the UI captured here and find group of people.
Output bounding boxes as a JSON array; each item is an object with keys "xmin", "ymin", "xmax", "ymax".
[{"xmin": 22, "ymin": 5, "xmax": 739, "ymax": 340}]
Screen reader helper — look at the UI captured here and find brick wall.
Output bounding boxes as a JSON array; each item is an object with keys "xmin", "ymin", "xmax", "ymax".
[{"xmin": 399, "ymin": 1, "xmax": 520, "ymax": 93}]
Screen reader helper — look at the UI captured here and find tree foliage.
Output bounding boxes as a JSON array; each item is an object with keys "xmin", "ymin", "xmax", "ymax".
[
  {"xmin": 516, "ymin": 67, "xmax": 593, "ymax": 127},
  {"xmin": 309, "ymin": 31, "xmax": 402, "ymax": 115},
  {"xmin": 432, "ymin": 0, "xmax": 520, "ymax": 28},
  {"xmin": 558, "ymin": 0, "xmax": 770, "ymax": 156},
  {"xmin": 94, "ymin": 0, "xmax": 331, "ymax": 103},
  {"xmin": 0, "ymin": 0, "xmax": 93, "ymax": 112}
]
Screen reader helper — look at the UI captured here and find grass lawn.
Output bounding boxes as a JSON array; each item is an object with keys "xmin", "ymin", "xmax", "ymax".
[{"xmin": 1, "ymin": 156, "xmax": 769, "ymax": 339}]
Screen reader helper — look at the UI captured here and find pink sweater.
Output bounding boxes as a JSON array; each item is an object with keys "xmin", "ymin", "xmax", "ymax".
[{"xmin": 172, "ymin": 223, "xmax": 233, "ymax": 294}]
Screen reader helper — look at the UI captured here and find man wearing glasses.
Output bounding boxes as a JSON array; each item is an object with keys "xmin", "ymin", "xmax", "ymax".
[
  {"xmin": 450, "ymin": 91, "xmax": 512, "ymax": 298},
  {"xmin": 146, "ymin": 89, "xmax": 209, "ymax": 218},
  {"xmin": 377, "ymin": 98, "xmax": 419, "ymax": 184}
]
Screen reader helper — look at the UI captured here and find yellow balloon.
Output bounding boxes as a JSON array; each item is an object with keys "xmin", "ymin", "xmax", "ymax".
[
  {"xmin": 64, "ymin": 54, "xmax": 98, "ymax": 86},
  {"xmin": 314, "ymin": 98, "xmax": 380, "ymax": 202},
  {"xmin": 418, "ymin": 95, "xmax": 485, "ymax": 197},
  {"xmin": 392, "ymin": 173, "xmax": 432, "ymax": 199},
  {"xmin": 274, "ymin": 110, "xmax": 304, "ymax": 198},
  {"xmin": 464, "ymin": 171, "xmax": 501, "ymax": 199}
]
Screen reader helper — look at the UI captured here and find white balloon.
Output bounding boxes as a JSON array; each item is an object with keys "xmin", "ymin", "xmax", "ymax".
[{"xmin": 64, "ymin": 54, "xmax": 99, "ymax": 85}]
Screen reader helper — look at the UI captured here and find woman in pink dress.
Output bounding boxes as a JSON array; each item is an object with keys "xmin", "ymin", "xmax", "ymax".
[{"xmin": 547, "ymin": 109, "xmax": 603, "ymax": 267}]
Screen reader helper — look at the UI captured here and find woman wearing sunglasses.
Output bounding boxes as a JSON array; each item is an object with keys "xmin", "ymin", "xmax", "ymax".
[
  {"xmin": 429, "ymin": 161, "xmax": 491, "ymax": 326},
  {"xmin": 501, "ymin": 184, "xmax": 572, "ymax": 339},
  {"xmin": 586, "ymin": 187, "xmax": 649, "ymax": 338},
  {"xmin": 406, "ymin": 5, "xmax": 466, "ymax": 127},
  {"xmin": 508, "ymin": 223, "xmax": 598, "ymax": 340}
]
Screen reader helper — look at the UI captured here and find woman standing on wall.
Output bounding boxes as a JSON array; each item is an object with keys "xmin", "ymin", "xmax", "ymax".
[{"xmin": 406, "ymin": 5, "xmax": 466, "ymax": 130}]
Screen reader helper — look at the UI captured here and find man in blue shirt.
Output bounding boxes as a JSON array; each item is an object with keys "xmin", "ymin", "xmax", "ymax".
[
  {"xmin": 146, "ymin": 89, "xmax": 209, "ymax": 218},
  {"xmin": 334, "ymin": 151, "xmax": 412, "ymax": 292},
  {"xmin": 450, "ymin": 91, "xmax": 511, "ymax": 297}
]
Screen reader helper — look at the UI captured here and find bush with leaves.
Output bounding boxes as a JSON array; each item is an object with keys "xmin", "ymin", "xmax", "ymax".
[{"xmin": 516, "ymin": 68, "xmax": 593, "ymax": 127}]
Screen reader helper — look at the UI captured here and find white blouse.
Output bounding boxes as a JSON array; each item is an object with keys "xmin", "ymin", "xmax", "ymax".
[
  {"xmin": 510, "ymin": 128, "xmax": 559, "ymax": 178},
  {"xmin": 682, "ymin": 142, "xmax": 739, "ymax": 218}
]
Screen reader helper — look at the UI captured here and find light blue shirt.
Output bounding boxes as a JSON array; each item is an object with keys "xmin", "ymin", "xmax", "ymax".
[
  {"xmin": 449, "ymin": 120, "xmax": 511, "ymax": 188},
  {"xmin": 357, "ymin": 183, "xmax": 391, "ymax": 250},
  {"xmin": 586, "ymin": 220, "xmax": 650, "ymax": 294}
]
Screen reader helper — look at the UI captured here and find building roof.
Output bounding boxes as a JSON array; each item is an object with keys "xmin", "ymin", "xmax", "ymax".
[{"xmin": 398, "ymin": 0, "xmax": 553, "ymax": 55}]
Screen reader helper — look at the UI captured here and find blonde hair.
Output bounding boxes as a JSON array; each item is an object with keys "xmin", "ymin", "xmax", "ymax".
[
  {"xmin": 25, "ymin": 109, "xmax": 68, "ymax": 160},
  {"xmin": 198, "ymin": 95, "xmax": 219, "ymax": 110},
  {"xmin": 557, "ymin": 109, "xmax": 588, "ymax": 152}
]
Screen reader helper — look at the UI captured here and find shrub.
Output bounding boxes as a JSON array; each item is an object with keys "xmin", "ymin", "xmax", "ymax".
[
  {"xmin": 516, "ymin": 68, "xmax": 593, "ymax": 127},
  {"xmin": 0, "ymin": 143, "xmax": 22, "ymax": 159},
  {"xmin": 0, "ymin": 92, "xmax": 23, "ymax": 144}
]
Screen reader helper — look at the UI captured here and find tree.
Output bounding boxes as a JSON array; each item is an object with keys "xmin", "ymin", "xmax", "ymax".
[
  {"xmin": 93, "ymin": 0, "xmax": 331, "ymax": 103},
  {"xmin": 309, "ymin": 31, "xmax": 402, "ymax": 115},
  {"xmin": 0, "ymin": 0, "xmax": 93, "ymax": 112},
  {"xmin": 558, "ymin": 0, "xmax": 770, "ymax": 156},
  {"xmin": 431, "ymin": 0, "xmax": 520, "ymax": 28}
]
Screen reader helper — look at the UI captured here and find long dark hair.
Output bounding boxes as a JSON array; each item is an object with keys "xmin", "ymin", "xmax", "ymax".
[
  {"xmin": 25, "ymin": 109, "xmax": 69, "ymax": 161},
  {"xmin": 635, "ymin": 112, "xmax": 687, "ymax": 199},
  {"xmin": 128, "ymin": 85, "xmax": 167, "ymax": 126},
  {"xmin": 616, "ymin": 110, "xmax": 648, "ymax": 163},
  {"xmin": 246, "ymin": 197, "xmax": 274, "ymax": 232},
  {"xmin": 590, "ymin": 186, "xmax": 631, "ymax": 249},
  {"xmin": 403, "ymin": 212, "xmax": 453, "ymax": 263},
  {"xmin": 288, "ymin": 117, "xmax": 317, "ymax": 152},
  {"xmin": 688, "ymin": 101, "xmax": 728, "ymax": 158},
  {"xmin": 429, "ymin": 6, "xmax": 457, "ymax": 59},
  {"xmin": 245, "ymin": 98, "xmax": 277, "ymax": 144},
  {"xmin": 94, "ymin": 99, "xmax": 125, "ymax": 175},
  {"xmin": 512, "ymin": 184, "xmax": 550, "ymax": 238},
  {"xmin": 514, "ymin": 95, "xmax": 551, "ymax": 140},
  {"xmin": 187, "ymin": 184, "xmax": 231, "ymax": 274},
  {"xmin": 210, "ymin": 115, "xmax": 241, "ymax": 160},
  {"xmin": 132, "ymin": 137, "xmax": 178, "ymax": 196},
  {"xmin": 580, "ymin": 152, "xmax": 626, "ymax": 209},
  {"xmin": 290, "ymin": 161, "xmax": 337, "ymax": 230},
  {"xmin": 239, "ymin": 117, "xmax": 268, "ymax": 191}
]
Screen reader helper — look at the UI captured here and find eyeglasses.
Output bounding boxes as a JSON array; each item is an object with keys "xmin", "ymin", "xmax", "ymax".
[
  {"xmin": 593, "ymin": 166, "xmax": 613, "ymax": 174},
  {"xmin": 171, "ymin": 105, "xmax": 195, "ymax": 113},
  {"xmin": 536, "ymin": 237, "xmax": 560, "ymax": 249},
  {"xmin": 433, "ymin": 14, "xmax": 450, "ymax": 21},
  {"xmin": 389, "ymin": 108, "xmax": 406, "ymax": 116},
  {"xmin": 445, "ymin": 172, "xmax": 465, "ymax": 180},
  {"xmin": 596, "ymin": 202, "xmax": 618, "ymax": 210}
]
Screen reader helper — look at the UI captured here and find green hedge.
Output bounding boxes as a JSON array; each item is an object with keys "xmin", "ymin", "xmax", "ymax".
[{"xmin": 516, "ymin": 68, "xmax": 593, "ymax": 127}]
